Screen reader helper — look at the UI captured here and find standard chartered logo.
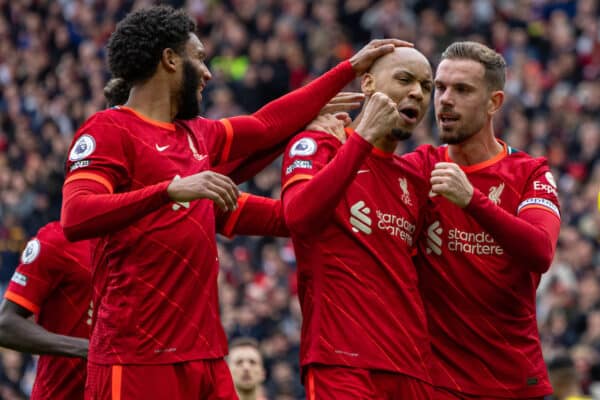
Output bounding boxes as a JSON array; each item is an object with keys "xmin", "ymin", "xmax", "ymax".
[
  {"xmin": 350, "ymin": 201, "xmax": 372, "ymax": 234},
  {"xmin": 350, "ymin": 201, "xmax": 415, "ymax": 244},
  {"xmin": 426, "ymin": 221, "xmax": 443, "ymax": 255},
  {"xmin": 425, "ymin": 221, "xmax": 504, "ymax": 256}
]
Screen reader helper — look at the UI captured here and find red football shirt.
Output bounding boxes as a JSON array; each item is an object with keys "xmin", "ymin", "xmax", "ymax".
[
  {"xmin": 63, "ymin": 107, "xmax": 237, "ymax": 364},
  {"xmin": 410, "ymin": 143, "xmax": 560, "ymax": 397},
  {"xmin": 5, "ymin": 222, "xmax": 91, "ymax": 400},
  {"xmin": 61, "ymin": 61, "xmax": 355, "ymax": 365},
  {"xmin": 281, "ymin": 131, "xmax": 434, "ymax": 382}
]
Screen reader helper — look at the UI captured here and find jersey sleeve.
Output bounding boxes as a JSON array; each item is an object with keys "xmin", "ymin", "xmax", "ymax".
[
  {"xmin": 281, "ymin": 131, "xmax": 342, "ymax": 193},
  {"xmin": 5, "ymin": 232, "xmax": 63, "ymax": 315},
  {"xmin": 202, "ymin": 61, "xmax": 355, "ymax": 166},
  {"xmin": 216, "ymin": 194, "xmax": 288, "ymax": 238},
  {"xmin": 64, "ymin": 113, "xmax": 132, "ymax": 193},
  {"xmin": 517, "ymin": 160, "xmax": 561, "ymax": 220}
]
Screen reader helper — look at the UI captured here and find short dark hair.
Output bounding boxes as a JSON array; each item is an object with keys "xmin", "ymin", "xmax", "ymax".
[
  {"xmin": 441, "ymin": 41, "xmax": 506, "ymax": 91},
  {"xmin": 105, "ymin": 5, "xmax": 196, "ymax": 96},
  {"xmin": 229, "ymin": 337, "xmax": 260, "ymax": 351}
]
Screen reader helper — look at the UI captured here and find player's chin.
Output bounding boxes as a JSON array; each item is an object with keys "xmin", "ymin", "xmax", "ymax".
[{"xmin": 391, "ymin": 128, "xmax": 412, "ymax": 141}]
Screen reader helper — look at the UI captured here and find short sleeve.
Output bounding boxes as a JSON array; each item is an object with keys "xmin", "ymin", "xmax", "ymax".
[
  {"xmin": 5, "ymin": 232, "xmax": 63, "ymax": 314},
  {"xmin": 281, "ymin": 131, "xmax": 341, "ymax": 193},
  {"xmin": 64, "ymin": 112, "xmax": 132, "ymax": 193},
  {"xmin": 517, "ymin": 160, "xmax": 561, "ymax": 219}
]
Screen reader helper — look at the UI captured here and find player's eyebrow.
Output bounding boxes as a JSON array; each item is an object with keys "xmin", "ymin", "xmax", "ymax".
[{"xmin": 394, "ymin": 70, "xmax": 433, "ymax": 86}]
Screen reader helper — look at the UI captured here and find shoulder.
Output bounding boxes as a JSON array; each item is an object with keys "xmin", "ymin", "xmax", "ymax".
[
  {"xmin": 19, "ymin": 223, "xmax": 63, "ymax": 265},
  {"xmin": 504, "ymin": 144, "xmax": 549, "ymax": 173},
  {"xmin": 286, "ymin": 131, "xmax": 341, "ymax": 156}
]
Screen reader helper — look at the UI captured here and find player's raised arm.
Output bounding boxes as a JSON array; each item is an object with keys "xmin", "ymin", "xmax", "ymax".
[
  {"xmin": 211, "ymin": 40, "xmax": 412, "ymax": 165},
  {"xmin": 0, "ymin": 300, "xmax": 88, "ymax": 358}
]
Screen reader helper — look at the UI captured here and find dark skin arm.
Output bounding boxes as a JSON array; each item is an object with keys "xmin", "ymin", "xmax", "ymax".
[{"xmin": 0, "ymin": 300, "xmax": 88, "ymax": 358}]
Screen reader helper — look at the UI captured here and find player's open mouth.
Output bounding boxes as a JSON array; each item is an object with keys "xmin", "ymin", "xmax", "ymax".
[
  {"xmin": 438, "ymin": 113, "xmax": 460, "ymax": 126},
  {"xmin": 399, "ymin": 106, "xmax": 419, "ymax": 124}
]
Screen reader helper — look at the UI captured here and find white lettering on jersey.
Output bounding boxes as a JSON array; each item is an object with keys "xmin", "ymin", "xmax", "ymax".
[
  {"xmin": 425, "ymin": 221, "xmax": 504, "ymax": 256},
  {"xmin": 11, "ymin": 272, "xmax": 27, "ymax": 287}
]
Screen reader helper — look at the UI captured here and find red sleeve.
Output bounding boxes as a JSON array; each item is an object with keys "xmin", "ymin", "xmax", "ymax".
[
  {"xmin": 5, "ymin": 227, "xmax": 63, "ymax": 315},
  {"xmin": 61, "ymin": 178, "xmax": 172, "ymax": 241},
  {"xmin": 64, "ymin": 112, "xmax": 132, "ymax": 193},
  {"xmin": 216, "ymin": 194, "xmax": 288, "ymax": 238},
  {"xmin": 211, "ymin": 140, "xmax": 287, "ymax": 184},
  {"xmin": 465, "ymin": 187, "xmax": 560, "ymax": 274},
  {"xmin": 208, "ymin": 61, "xmax": 355, "ymax": 165},
  {"xmin": 282, "ymin": 131, "xmax": 373, "ymax": 237}
]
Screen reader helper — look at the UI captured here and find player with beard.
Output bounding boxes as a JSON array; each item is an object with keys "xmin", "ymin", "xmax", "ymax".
[
  {"xmin": 280, "ymin": 47, "xmax": 435, "ymax": 398},
  {"xmin": 60, "ymin": 5, "xmax": 409, "ymax": 399},
  {"xmin": 407, "ymin": 42, "xmax": 561, "ymax": 399}
]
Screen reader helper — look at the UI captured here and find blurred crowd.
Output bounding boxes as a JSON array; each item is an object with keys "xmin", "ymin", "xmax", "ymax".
[{"xmin": 0, "ymin": 0, "xmax": 598, "ymax": 399}]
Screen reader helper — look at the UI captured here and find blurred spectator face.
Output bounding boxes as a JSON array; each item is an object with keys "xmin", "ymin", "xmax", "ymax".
[
  {"xmin": 361, "ymin": 47, "xmax": 432, "ymax": 137},
  {"xmin": 228, "ymin": 345, "xmax": 265, "ymax": 392}
]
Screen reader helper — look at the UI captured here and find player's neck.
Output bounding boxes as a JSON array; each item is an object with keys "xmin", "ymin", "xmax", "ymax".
[
  {"xmin": 447, "ymin": 126, "xmax": 503, "ymax": 166},
  {"xmin": 125, "ymin": 82, "xmax": 177, "ymax": 123}
]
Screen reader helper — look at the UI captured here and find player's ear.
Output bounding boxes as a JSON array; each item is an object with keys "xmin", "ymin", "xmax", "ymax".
[
  {"xmin": 487, "ymin": 90, "xmax": 504, "ymax": 116},
  {"xmin": 361, "ymin": 73, "xmax": 376, "ymax": 96},
  {"xmin": 161, "ymin": 48, "xmax": 180, "ymax": 73}
]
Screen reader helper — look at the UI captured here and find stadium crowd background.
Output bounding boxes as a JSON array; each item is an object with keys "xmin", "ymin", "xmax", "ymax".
[{"xmin": 0, "ymin": 0, "xmax": 598, "ymax": 398}]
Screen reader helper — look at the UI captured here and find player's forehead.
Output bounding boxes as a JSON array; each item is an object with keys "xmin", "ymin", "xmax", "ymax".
[
  {"xmin": 230, "ymin": 346, "xmax": 262, "ymax": 361},
  {"xmin": 375, "ymin": 47, "xmax": 432, "ymax": 80},
  {"xmin": 184, "ymin": 33, "xmax": 205, "ymax": 56},
  {"xmin": 435, "ymin": 58, "xmax": 485, "ymax": 85}
]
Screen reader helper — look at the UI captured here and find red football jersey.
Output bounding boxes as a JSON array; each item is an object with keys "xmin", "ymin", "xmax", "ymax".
[
  {"xmin": 64, "ymin": 106, "xmax": 237, "ymax": 364},
  {"xmin": 410, "ymin": 143, "xmax": 559, "ymax": 397},
  {"xmin": 281, "ymin": 131, "xmax": 434, "ymax": 382},
  {"xmin": 5, "ymin": 222, "xmax": 91, "ymax": 400}
]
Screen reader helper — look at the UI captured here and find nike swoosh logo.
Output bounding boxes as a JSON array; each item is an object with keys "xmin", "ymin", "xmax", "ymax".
[
  {"xmin": 155, "ymin": 144, "xmax": 169, "ymax": 152},
  {"xmin": 357, "ymin": 169, "xmax": 370, "ymax": 174}
]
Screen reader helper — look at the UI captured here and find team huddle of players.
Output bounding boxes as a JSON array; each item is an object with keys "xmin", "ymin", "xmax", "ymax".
[{"xmin": 0, "ymin": 5, "xmax": 561, "ymax": 400}]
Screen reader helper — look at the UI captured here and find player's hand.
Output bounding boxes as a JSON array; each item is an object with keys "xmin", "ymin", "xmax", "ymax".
[
  {"xmin": 430, "ymin": 162, "xmax": 474, "ymax": 208},
  {"xmin": 349, "ymin": 39, "xmax": 413, "ymax": 75},
  {"xmin": 319, "ymin": 92, "xmax": 364, "ymax": 115},
  {"xmin": 307, "ymin": 113, "xmax": 349, "ymax": 143},
  {"xmin": 355, "ymin": 92, "xmax": 402, "ymax": 144},
  {"xmin": 167, "ymin": 171, "xmax": 240, "ymax": 212}
]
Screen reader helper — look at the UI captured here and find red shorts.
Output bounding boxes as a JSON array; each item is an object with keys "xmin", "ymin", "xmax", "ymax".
[
  {"xmin": 85, "ymin": 359, "xmax": 238, "ymax": 400},
  {"xmin": 304, "ymin": 364, "xmax": 433, "ymax": 399},
  {"xmin": 434, "ymin": 386, "xmax": 545, "ymax": 400}
]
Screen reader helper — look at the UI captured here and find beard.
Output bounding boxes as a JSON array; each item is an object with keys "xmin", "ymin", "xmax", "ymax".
[
  {"xmin": 175, "ymin": 60, "xmax": 201, "ymax": 120},
  {"xmin": 391, "ymin": 128, "xmax": 412, "ymax": 141},
  {"xmin": 438, "ymin": 116, "xmax": 484, "ymax": 144}
]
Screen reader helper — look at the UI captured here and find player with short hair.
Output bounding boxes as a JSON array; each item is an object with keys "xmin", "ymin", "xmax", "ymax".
[
  {"xmin": 227, "ymin": 337, "xmax": 267, "ymax": 400},
  {"xmin": 281, "ymin": 46, "xmax": 435, "ymax": 399},
  {"xmin": 60, "ymin": 5, "xmax": 406, "ymax": 398},
  {"xmin": 0, "ymin": 222, "xmax": 91, "ymax": 400},
  {"xmin": 410, "ymin": 41, "xmax": 561, "ymax": 399}
]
